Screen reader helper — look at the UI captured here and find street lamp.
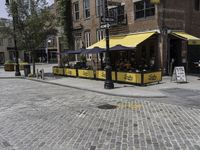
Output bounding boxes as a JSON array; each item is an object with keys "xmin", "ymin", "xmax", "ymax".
[
  {"xmin": 103, "ymin": 0, "xmax": 114, "ymax": 89},
  {"xmin": 5, "ymin": 0, "xmax": 21, "ymax": 76}
]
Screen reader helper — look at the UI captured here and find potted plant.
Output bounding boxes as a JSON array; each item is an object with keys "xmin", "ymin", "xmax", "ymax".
[{"xmin": 4, "ymin": 60, "xmax": 15, "ymax": 71}]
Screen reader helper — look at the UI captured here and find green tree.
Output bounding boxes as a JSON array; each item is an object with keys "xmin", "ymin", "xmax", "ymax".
[
  {"xmin": 57, "ymin": 0, "xmax": 74, "ymax": 50},
  {"xmin": 5, "ymin": 0, "xmax": 57, "ymax": 75}
]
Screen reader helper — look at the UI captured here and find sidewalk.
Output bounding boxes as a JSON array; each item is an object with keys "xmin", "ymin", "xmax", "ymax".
[{"xmin": 1, "ymin": 64, "xmax": 200, "ymax": 98}]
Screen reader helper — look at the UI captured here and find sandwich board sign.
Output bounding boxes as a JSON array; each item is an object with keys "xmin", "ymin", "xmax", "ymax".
[{"xmin": 171, "ymin": 66, "xmax": 187, "ymax": 83}]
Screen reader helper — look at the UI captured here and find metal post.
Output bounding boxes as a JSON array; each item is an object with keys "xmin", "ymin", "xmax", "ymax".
[
  {"xmin": 6, "ymin": 0, "xmax": 21, "ymax": 76},
  {"xmin": 104, "ymin": 0, "xmax": 114, "ymax": 89},
  {"xmin": 46, "ymin": 41, "xmax": 49, "ymax": 64}
]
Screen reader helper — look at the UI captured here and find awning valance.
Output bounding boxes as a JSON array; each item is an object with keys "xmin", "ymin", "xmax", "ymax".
[
  {"xmin": 87, "ymin": 32, "xmax": 156, "ymax": 49},
  {"xmin": 109, "ymin": 45, "xmax": 135, "ymax": 51},
  {"xmin": 62, "ymin": 48, "xmax": 86, "ymax": 54},
  {"xmin": 171, "ymin": 32, "xmax": 200, "ymax": 45}
]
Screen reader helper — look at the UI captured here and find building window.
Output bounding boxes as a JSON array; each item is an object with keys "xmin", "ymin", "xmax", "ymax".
[
  {"xmin": 75, "ymin": 38, "xmax": 82, "ymax": 50},
  {"xmin": 83, "ymin": 0, "xmax": 90, "ymax": 18},
  {"xmin": 0, "ymin": 39, "xmax": 3, "ymax": 46},
  {"xmin": 8, "ymin": 38, "xmax": 13, "ymax": 47},
  {"xmin": 134, "ymin": 0, "xmax": 155, "ymax": 20},
  {"xmin": 96, "ymin": 29, "xmax": 104, "ymax": 41},
  {"xmin": 73, "ymin": 2, "xmax": 79, "ymax": 20},
  {"xmin": 84, "ymin": 31, "xmax": 91, "ymax": 48},
  {"xmin": 96, "ymin": 0, "xmax": 103, "ymax": 17},
  {"xmin": 194, "ymin": 0, "xmax": 200, "ymax": 11}
]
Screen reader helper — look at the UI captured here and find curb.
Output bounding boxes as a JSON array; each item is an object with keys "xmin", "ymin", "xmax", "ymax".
[
  {"xmin": 0, "ymin": 76, "xmax": 25, "ymax": 79},
  {"xmin": 27, "ymin": 78, "xmax": 167, "ymax": 98}
]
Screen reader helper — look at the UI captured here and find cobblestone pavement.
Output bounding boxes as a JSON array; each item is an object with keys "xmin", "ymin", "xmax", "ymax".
[{"xmin": 0, "ymin": 79, "xmax": 200, "ymax": 150}]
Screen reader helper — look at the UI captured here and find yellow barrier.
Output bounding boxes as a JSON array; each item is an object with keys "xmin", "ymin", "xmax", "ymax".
[
  {"xmin": 52, "ymin": 66, "xmax": 162, "ymax": 85},
  {"xmin": 53, "ymin": 67, "xmax": 59, "ymax": 75},
  {"xmin": 143, "ymin": 71, "xmax": 162, "ymax": 84},
  {"xmin": 117, "ymin": 72, "xmax": 142, "ymax": 84},
  {"xmin": 53, "ymin": 67, "xmax": 64, "ymax": 75},
  {"xmin": 64, "ymin": 68, "xmax": 77, "ymax": 77},
  {"xmin": 96, "ymin": 70, "xmax": 116, "ymax": 80},
  {"xmin": 58, "ymin": 68, "xmax": 64, "ymax": 75},
  {"xmin": 78, "ymin": 69, "xmax": 94, "ymax": 78}
]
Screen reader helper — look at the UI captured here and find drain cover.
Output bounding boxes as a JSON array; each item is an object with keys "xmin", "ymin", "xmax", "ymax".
[{"xmin": 97, "ymin": 104, "xmax": 117, "ymax": 109}]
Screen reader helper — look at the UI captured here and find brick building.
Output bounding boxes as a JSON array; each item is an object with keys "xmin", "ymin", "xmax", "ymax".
[
  {"xmin": 0, "ymin": 18, "xmax": 24, "ymax": 64},
  {"xmin": 70, "ymin": 0, "xmax": 200, "ymax": 73}
]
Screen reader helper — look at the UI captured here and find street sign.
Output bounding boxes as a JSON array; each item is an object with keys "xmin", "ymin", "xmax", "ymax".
[
  {"xmin": 171, "ymin": 66, "xmax": 187, "ymax": 83},
  {"xmin": 101, "ymin": 16, "xmax": 115, "ymax": 23},
  {"xmin": 100, "ymin": 23, "xmax": 110, "ymax": 29}
]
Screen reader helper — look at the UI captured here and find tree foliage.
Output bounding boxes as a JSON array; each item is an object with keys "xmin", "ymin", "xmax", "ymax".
[
  {"xmin": 57, "ymin": 0, "xmax": 74, "ymax": 50},
  {"xmin": 5, "ymin": 0, "xmax": 57, "ymax": 74},
  {"xmin": 7, "ymin": 0, "xmax": 57, "ymax": 51}
]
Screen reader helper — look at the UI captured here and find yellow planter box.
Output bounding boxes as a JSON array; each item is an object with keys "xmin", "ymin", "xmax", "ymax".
[
  {"xmin": 58, "ymin": 68, "xmax": 64, "ymax": 75},
  {"xmin": 143, "ymin": 71, "xmax": 162, "ymax": 84},
  {"xmin": 4, "ymin": 64, "xmax": 15, "ymax": 71},
  {"xmin": 78, "ymin": 69, "xmax": 94, "ymax": 78},
  {"xmin": 53, "ymin": 67, "xmax": 64, "ymax": 75},
  {"xmin": 19, "ymin": 63, "xmax": 29, "ymax": 70},
  {"xmin": 117, "ymin": 72, "xmax": 142, "ymax": 84},
  {"xmin": 53, "ymin": 67, "xmax": 59, "ymax": 75},
  {"xmin": 64, "ymin": 68, "xmax": 77, "ymax": 77},
  {"xmin": 96, "ymin": 70, "xmax": 116, "ymax": 81}
]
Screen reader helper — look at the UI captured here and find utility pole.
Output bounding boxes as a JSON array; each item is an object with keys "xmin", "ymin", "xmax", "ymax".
[
  {"xmin": 103, "ymin": 0, "xmax": 114, "ymax": 89},
  {"xmin": 6, "ymin": 0, "xmax": 21, "ymax": 76}
]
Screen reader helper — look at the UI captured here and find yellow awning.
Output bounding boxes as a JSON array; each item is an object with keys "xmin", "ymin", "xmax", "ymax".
[
  {"xmin": 87, "ymin": 32, "xmax": 156, "ymax": 49},
  {"xmin": 172, "ymin": 32, "xmax": 200, "ymax": 45}
]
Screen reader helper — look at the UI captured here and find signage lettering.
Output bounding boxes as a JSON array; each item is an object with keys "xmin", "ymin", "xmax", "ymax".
[
  {"xmin": 172, "ymin": 66, "xmax": 187, "ymax": 83},
  {"xmin": 148, "ymin": 74, "xmax": 157, "ymax": 81},
  {"xmin": 124, "ymin": 74, "xmax": 133, "ymax": 81},
  {"xmin": 83, "ymin": 71, "xmax": 89, "ymax": 77}
]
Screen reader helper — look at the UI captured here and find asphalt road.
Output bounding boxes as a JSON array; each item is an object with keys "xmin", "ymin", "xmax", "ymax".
[{"xmin": 0, "ymin": 79, "xmax": 200, "ymax": 150}]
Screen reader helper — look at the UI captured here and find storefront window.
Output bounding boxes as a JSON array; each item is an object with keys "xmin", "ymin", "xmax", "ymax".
[{"xmin": 134, "ymin": 0, "xmax": 155, "ymax": 19}]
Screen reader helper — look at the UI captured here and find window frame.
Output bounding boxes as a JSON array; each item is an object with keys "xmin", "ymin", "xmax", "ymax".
[
  {"xmin": 134, "ymin": 0, "xmax": 155, "ymax": 20},
  {"xmin": 84, "ymin": 31, "xmax": 91, "ymax": 48},
  {"xmin": 96, "ymin": 0, "xmax": 102, "ymax": 17},
  {"xmin": 83, "ymin": 0, "xmax": 90, "ymax": 19},
  {"xmin": 96, "ymin": 29, "xmax": 104, "ymax": 42},
  {"xmin": 73, "ymin": 1, "xmax": 80, "ymax": 21}
]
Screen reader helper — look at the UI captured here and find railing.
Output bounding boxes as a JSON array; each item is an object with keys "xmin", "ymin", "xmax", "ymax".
[{"xmin": 52, "ymin": 66, "xmax": 162, "ymax": 85}]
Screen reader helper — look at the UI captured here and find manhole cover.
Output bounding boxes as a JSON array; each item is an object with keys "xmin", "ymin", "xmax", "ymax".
[{"xmin": 97, "ymin": 104, "xmax": 117, "ymax": 109}]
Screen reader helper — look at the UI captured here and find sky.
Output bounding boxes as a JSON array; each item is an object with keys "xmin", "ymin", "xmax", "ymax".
[{"xmin": 0, "ymin": 0, "xmax": 54, "ymax": 19}]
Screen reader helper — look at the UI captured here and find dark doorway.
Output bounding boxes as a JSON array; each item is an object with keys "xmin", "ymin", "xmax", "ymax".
[
  {"xmin": 169, "ymin": 39, "xmax": 182, "ymax": 72},
  {"xmin": 188, "ymin": 45, "xmax": 200, "ymax": 74}
]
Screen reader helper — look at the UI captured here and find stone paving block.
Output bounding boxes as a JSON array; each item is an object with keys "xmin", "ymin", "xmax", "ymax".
[{"xmin": 0, "ymin": 79, "xmax": 200, "ymax": 150}]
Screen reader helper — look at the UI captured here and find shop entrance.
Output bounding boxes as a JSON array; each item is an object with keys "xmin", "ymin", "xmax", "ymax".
[
  {"xmin": 188, "ymin": 45, "xmax": 200, "ymax": 74},
  {"xmin": 169, "ymin": 38, "xmax": 182, "ymax": 72}
]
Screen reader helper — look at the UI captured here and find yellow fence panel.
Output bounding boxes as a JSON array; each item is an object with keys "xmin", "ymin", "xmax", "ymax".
[
  {"xmin": 64, "ymin": 68, "xmax": 77, "ymax": 77},
  {"xmin": 78, "ymin": 70, "xmax": 94, "ymax": 78},
  {"xmin": 96, "ymin": 70, "xmax": 116, "ymax": 80},
  {"xmin": 117, "ymin": 72, "xmax": 141, "ymax": 84},
  {"xmin": 53, "ymin": 67, "xmax": 59, "ymax": 75},
  {"xmin": 143, "ymin": 71, "xmax": 162, "ymax": 84},
  {"xmin": 58, "ymin": 68, "xmax": 64, "ymax": 75}
]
